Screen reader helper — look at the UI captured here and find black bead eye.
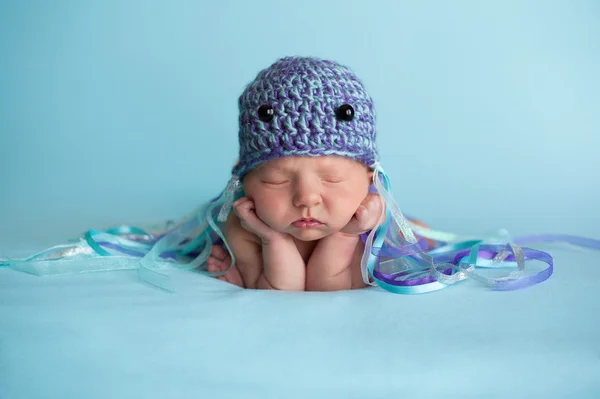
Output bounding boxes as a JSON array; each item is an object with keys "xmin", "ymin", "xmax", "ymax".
[
  {"xmin": 257, "ymin": 104, "xmax": 274, "ymax": 122},
  {"xmin": 336, "ymin": 104, "xmax": 355, "ymax": 121}
]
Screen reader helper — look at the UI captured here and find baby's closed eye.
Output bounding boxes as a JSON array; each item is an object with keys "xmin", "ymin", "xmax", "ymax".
[
  {"xmin": 261, "ymin": 179, "xmax": 289, "ymax": 186},
  {"xmin": 321, "ymin": 176, "xmax": 345, "ymax": 184}
]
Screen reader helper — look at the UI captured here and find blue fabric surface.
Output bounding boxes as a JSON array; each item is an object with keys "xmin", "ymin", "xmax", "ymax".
[
  {"xmin": 2, "ymin": 1, "xmax": 599, "ymax": 397},
  {"xmin": 1, "ymin": 247, "xmax": 599, "ymax": 398}
]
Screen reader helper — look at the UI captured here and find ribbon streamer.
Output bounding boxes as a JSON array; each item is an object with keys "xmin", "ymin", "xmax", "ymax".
[{"xmin": 2, "ymin": 172, "xmax": 599, "ymax": 294}]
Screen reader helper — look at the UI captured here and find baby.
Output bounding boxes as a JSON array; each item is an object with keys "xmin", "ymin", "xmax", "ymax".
[
  {"xmin": 209, "ymin": 155, "xmax": 384, "ymax": 291},
  {"xmin": 1, "ymin": 55, "xmax": 434, "ymax": 292},
  {"xmin": 205, "ymin": 57, "xmax": 398, "ymax": 291}
]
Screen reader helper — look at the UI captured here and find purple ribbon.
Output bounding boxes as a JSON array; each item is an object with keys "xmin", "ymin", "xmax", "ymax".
[{"xmin": 373, "ymin": 244, "xmax": 555, "ymax": 290}]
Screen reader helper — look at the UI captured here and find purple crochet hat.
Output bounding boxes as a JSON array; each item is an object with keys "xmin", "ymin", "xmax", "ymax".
[{"xmin": 232, "ymin": 56, "xmax": 379, "ymax": 178}]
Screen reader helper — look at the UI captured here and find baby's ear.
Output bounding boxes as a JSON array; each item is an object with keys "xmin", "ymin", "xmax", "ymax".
[{"xmin": 367, "ymin": 170, "xmax": 374, "ymax": 182}]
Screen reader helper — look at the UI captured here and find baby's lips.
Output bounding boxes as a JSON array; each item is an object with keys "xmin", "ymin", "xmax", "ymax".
[{"xmin": 293, "ymin": 216, "xmax": 324, "ymax": 225}]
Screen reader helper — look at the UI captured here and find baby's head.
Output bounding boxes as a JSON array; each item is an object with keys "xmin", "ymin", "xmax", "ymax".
[{"xmin": 229, "ymin": 56, "xmax": 379, "ymax": 240}]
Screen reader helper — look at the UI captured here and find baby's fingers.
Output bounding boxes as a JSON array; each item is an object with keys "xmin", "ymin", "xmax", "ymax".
[
  {"xmin": 233, "ymin": 197, "xmax": 256, "ymax": 221},
  {"xmin": 357, "ymin": 195, "xmax": 385, "ymax": 229},
  {"xmin": 210, "ymin": 245, "xmax": 230, "ymax": 262},
  {"xmin": 233, "ymin": 197, "xmax": 278, "ymax": 240},
  {"xmin": 234, "ymin": 198, "xmax": 255, "ymax": 221},
  {"xmin": 355, "ymin": 204, "xmax": 371, "ymax": 226},
  {"xmin": 370, "ymin": 194, "xmax": 386, "ymax": 225}
]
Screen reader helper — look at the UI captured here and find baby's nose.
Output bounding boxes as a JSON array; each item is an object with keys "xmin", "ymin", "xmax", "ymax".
[{"xmin": 293, "ymin": 179, "xmax": 322, "ymax": 208}]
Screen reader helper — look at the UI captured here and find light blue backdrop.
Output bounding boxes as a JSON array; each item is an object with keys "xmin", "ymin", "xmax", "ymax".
[{"xmin": 1, "ymin": 0, "xmax": 599, "ymax": 252}]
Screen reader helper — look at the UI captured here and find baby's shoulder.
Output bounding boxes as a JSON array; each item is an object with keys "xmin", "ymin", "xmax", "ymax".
[
  {"xmin": 223, "ymin": 211, "xmax": 261, "ymax": 246},
  {"xmin": 222, "ymin": 211, "xmax": 263, "ymax": 273}
]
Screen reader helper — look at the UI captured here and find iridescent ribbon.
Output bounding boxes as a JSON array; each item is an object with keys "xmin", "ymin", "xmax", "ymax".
[
  {"xmin": 364, "ymin": 165, "xmax": 600, "ymax": 294},
  {"xmin": 1, "ymin": 181, "xmax": 241, "ymax": 292},
  {"xmin": 2, "ymin": 169, "xmax": 599, "ymax": 295}
]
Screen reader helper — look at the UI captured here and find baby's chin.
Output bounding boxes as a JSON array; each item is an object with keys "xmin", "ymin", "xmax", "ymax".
[{"xmin": 286, "ymin": 227, "xmax": 332, "ymax": 242}]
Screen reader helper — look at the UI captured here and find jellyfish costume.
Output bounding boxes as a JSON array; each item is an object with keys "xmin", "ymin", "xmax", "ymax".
[{"xmin": 4, "ymin": 56, "xmax": 600, "ymax": 294}]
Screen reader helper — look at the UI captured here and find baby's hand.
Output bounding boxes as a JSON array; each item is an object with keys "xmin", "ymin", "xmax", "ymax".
[
  {"xmin": 233, "ymin": 197, "xmax": 288, "ymax": 244},
  {"xmin": 339, "ymin": 193, "xmax": 385, "ymax": 235}
]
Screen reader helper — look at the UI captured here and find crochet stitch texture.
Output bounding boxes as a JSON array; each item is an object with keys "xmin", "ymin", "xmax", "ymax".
[{"xmin": 232, "ymin": 56, "xmax": 379, "ymax": 178}]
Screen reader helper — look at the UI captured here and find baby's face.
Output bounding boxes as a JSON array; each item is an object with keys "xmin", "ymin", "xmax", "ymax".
[{"xmin": 243, "ymin": 156, "xmax": 372, "ymax": 241}]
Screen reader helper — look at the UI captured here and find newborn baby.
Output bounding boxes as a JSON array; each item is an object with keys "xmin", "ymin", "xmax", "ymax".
[
  {"xmin": 205, "ymin": 56, "xmax": 426, "ymax": 291},
  {"xmin": 208, "ymin": 155, "xmax": 384, "ymax": 291}
]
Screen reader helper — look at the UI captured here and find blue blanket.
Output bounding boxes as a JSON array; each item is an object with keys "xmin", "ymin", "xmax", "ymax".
[{"xmin": 2, "ymin": 247, "xmax": 599, "ymax": 398}]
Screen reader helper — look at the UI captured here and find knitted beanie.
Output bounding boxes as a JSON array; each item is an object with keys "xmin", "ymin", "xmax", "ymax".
[{"xmin": 232, "ymin": 56, "xmax": 379, "ymax": 178}]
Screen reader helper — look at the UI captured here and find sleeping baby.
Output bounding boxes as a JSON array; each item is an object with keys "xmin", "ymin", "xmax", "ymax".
[{"xmin": 205, "ymin": 56, "xmax": 428, "ymax": 291}]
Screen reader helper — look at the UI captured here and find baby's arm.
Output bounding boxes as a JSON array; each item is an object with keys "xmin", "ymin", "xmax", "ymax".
[
  {"xmin": 257, "ymin": 235, "xmax": 305, "ymax": 290},
  {"xmin": 305, "ymin": 232, "xmax": 362, "ymax": 291},
  {"xmin": 223, "ymin": 213, "xmax": 262, "ymax": 288},
  {"xmin": 229, "ymin": 197, "xmax": 306, "ymax": 291},
  {"xmin": 306, "ymin": 193, "xmax": 384, "ymax": 291}
]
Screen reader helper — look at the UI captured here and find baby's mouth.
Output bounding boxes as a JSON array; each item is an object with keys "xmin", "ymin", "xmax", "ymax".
[{"xmin": 292, "ymin": 218, "xmax": 323, "ymax": 229}]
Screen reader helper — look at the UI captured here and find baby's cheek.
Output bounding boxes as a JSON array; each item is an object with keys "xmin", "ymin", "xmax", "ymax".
[
  {"xmin": 347, "ymin": 189, "xmax": 369, "ymax": 211},
  {"xmin": 252, "ymin": 199, "xmax": 270, "ymax": 217},
  {"xmin": 332, "ymin": 197, "xmax": 362, "ymax": 224},
  {"xmin": 253, "ymin": 197, "xmax": 284, "ymax": 225}
]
